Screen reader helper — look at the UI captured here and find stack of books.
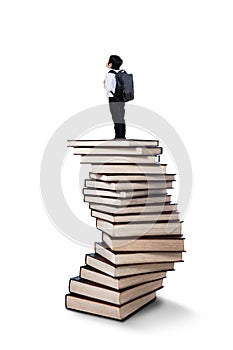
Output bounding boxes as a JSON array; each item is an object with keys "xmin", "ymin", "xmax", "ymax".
[{"xmin": 65, "ymin": 139, "xmax": 184, "ymax": 320}]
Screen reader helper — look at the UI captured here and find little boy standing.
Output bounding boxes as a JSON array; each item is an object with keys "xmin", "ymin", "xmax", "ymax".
[{"xmin": 104, "ymin": 55, "xmax": 126, "ymax": 139}]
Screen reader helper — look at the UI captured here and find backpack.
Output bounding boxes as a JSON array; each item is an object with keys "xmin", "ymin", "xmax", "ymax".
[{"xmin": 109, "ymin": 69, "xmax": 134, "ymax": 102}]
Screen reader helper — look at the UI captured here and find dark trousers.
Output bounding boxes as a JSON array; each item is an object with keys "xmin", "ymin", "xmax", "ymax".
[{"xmin": 108, "ymin": 97, "xmax": 126, "ymax": 138}]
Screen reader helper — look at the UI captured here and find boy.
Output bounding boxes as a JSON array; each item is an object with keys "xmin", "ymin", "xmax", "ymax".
[{"xmin": 104, "ymin": 55, "xmax": 126, "ymax": 139}]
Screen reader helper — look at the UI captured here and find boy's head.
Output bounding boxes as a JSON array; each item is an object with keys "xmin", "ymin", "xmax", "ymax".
[{"xmin": 106, "ymin": 55, "xmax": 123, "ymax": 70}]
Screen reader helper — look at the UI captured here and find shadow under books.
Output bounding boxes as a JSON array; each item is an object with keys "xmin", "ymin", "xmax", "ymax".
[{"xmin": 124, "ymin": 297, "xmax": 198, "ymax": 330}]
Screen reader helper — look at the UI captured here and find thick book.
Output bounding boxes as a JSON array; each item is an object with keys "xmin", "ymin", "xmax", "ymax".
[
  {"xmin": 89, "ymin": 202, "xmax": 177, "ymax": 215},
  {"xmin": 89, "ymin": 172, "xmax": 175, "ymax": 182},
  {"xmin": 102, "ymin": 233, "xmax": 185, "ymax": 252},
  {"xmin": 80, "ymin": 155, "xmax": 159, "ymax": 164},
  {"xmin": 65, "ymin": 291, "xmax": 156, "ymax": 321},
  {"xmin": 80, "ymin": 265, "xmax": 167, "ymax": 290},
  {"xmin": 69, "ymin": 276, "xmax": 163, "ymax": 305},
  {"xmin": 92, "ymin": 210, "xmax": 179, "ymax": 223},
  {"xmin": 97, "ymin": 219, "xmax": 182, "ymax": 237},
  {"xmin": 73, "ymin": 146, "xmax": 162, "ymax": 156},
  {"xmin": 86, "ymin": 253, "xmax": 174, "ymax": 278},
  {"xmin": 84, "ymin": 194, "xmax": 171, "ymax": 207},
  {"xmin": 91, "ymin": 164, "xmax": 166, "ymax": 174},
  {"xmin": 85, "ymin": 179, "xmax": 173, "ymax": 191},
  {"xmin": 83, "ymin": 187, "xmax": 167, "ymax": 199},
  {"xmin": 95, "ymin": 242, "xmax": 183, "ymax": 265},
  {"xmin": 67, "ymin": 139, "xmax": 159, "ymax": 147}
]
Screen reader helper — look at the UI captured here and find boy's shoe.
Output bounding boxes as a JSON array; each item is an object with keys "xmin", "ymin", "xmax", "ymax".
[{"xmin": 114, "ymin": 123, "xmax": 126, "ymax": 139}]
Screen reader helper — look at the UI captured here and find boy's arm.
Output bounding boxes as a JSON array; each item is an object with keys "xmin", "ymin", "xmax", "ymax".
[{"xmin": 104, "ymin": 73, "xmax": 114, "ymax": 93}]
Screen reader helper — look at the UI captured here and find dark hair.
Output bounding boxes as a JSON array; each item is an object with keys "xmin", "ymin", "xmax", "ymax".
[{"xmin": 108, "ymin": 55, "xmax": 123, "ymax": 70}]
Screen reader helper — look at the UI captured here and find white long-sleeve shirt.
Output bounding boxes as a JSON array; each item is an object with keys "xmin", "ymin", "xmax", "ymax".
[{"xmin": 104, "ymin": 69, "xmax": 120, "ymax": 97}]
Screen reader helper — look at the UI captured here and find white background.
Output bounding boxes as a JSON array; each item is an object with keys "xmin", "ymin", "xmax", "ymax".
[{"xmin": 1, "ymin": 1, "xmax": 233, "ymax": 349}]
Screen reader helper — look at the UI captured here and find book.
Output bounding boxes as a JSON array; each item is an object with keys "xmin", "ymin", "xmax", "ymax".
[
  {"xmin": 91, "ymin": 164, "xmax": 167, "ymax": 174},
  {"xmin": 86, "ymin": 253, "xmax": 175, "ymax": 277},
  {"xmin": 83, "ymin": 187, "xmax": 167, "ymax": 199},
  {"xmin": 80, "ymin": 265, "xmax": 167, "ymax": 290},
  {"xmin": 95, "ymin": 242, "xmax": 183, "ymax": 265},
  {"xmin": 89, "ymin": 202, "xmax": 178, "ymax": 214},
  {"xmin": 84, "ymin": 194, "xmax": 171, "ymax": 207},
  {"xmin": 80, "ymin": 155, "xmax": 160, "ymax": 164},
  {"xmin": 97, "ymin": 219, "xmax": 182, "ymax": 237},
  {"xmin": 67, "ymin": 139, "xmax": 159, "ymax": 147},
  {"xmin": 89, "ymin": 172, "xmax": 175, "ymax": 182},
  {"xmin": 73, "ymin": 146, "xmax": 162, "ymax": 156},
  {"xmin": 102, "ymin": 233, "xmax": 185, "ymax": 252},
  {"xmin": 85, "ymin": 179, "xmax": 173, "ymax": 191},
  {"xmin": 65, "ymin": 291, "xmax": 156, "ymax": 321},
  {"xmin": 92, "ymin": 210, "xmax": 179, "ymax": 223},
  {"xmin": 69, "ymin": 277, "xmax": 163, "ymax": 306}
]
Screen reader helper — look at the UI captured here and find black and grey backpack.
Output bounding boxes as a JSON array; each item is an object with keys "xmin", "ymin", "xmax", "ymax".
[{"xmin": 109, "ymin": 69, "xmax": 134, "ymax": 102}]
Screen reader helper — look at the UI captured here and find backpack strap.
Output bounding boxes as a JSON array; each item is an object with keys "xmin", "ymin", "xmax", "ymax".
[
  {"xmin": 108, "ymin": 69, "xmax": 125, "ymax": 96},
  {"xmin": 108, "ymin": 70, "xmax": 116, "ymax": 96}
]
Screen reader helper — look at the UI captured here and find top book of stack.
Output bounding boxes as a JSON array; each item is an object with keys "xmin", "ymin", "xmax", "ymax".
[
  {"xmin": 67, "ymin": 140, "xmax": 161, "ymax": 156},
  {"xmin": 67, "ymin": 139, "xmax": 159, "ymax": 148}
]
